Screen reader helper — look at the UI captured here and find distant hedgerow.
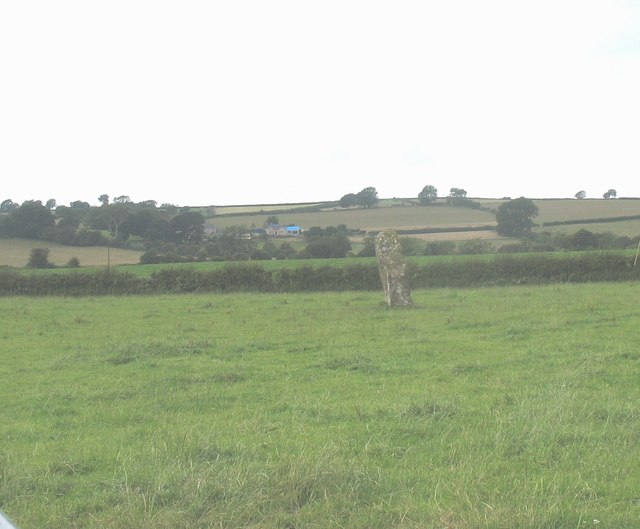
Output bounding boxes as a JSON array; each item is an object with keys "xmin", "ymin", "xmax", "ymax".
[{"xmin": 1, "ymin": 252, "xmax": 638, "ymax": 296}]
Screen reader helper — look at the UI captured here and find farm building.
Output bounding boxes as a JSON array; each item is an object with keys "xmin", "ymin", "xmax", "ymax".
[{"xmin": 264, "ymin": 224, "xmax": 302, "ymax": 237}]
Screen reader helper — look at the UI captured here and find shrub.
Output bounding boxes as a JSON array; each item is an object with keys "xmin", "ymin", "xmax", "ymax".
[
  {"xmin": 457, "ymin": 239, "xmax": 493, "ymax": 255},
  {"xmin": 27, "ymin": 248, "xmax": 54, "ymax": 269},
  {"xmin": 423, "ymin": 240, "xmax": 456, "ymax": 256}
]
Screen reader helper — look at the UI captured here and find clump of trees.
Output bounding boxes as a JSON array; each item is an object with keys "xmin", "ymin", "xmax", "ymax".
[
  {"xmin": 339, "ymin": 187, "xmax": 379, "ymax": 208},
  {"xmin": 300, "ymin": 225, "xmax": 352, "ymax": 258},
  {"xmin": 416, "ymin": 186, "xmax": 482, "ymax": 209},
  {"xmin": 0, "ymin": 198, "xmax": 203, "ymax": 248}
]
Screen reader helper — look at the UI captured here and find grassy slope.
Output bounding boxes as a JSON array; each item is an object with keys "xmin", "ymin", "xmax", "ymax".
[{"xmin": 2, "ymin": 284, "xmax": 639, "ymax": 528}]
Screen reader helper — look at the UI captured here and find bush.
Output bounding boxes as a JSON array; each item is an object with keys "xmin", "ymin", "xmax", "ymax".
[
  {"xmin": 457, "ymin": 239, "xmax": 493, "ymax": 255},
  {"xmin": 27, "ymin": 248, "xmax": 54, "ymax": 269},
  {"xmin": 423, "ymin": 240, "xmax": 456, "ymax": 256},
  {"xmin": 303, "ymin": 234, "xmax": 351, "ymax": 258}
]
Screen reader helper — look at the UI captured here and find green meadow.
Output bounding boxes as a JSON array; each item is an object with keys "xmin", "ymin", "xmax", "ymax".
[{"xmin": 2, "ymin": 284, "xmax": 640, "ymax": 528}]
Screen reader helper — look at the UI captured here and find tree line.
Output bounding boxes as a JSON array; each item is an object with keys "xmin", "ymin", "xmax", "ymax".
[
  {"xmin": 337, "ymin": 185, "xmax": 484, "ymax": 209},
  {"xmin": 2, "ymin": 189, "xmax": 634, "ymax": 268},
  {"xmin": 0, "ymin": 198, "xmax": 204, "ymax": 247},
  {"xmin": 0, "ymin": 197, "xmax": 362, "ymax": 263}
]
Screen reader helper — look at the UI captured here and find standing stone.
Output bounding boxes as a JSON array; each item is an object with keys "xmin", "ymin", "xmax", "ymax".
[{"xmin": 374, "ymin": 229, "xmax": 413, "ymax": 306}]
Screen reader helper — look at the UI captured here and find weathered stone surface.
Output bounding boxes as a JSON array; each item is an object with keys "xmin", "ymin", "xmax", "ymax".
[{"xmin": 374, "ymin": 229, "xmax": 413, "ymax": 307}]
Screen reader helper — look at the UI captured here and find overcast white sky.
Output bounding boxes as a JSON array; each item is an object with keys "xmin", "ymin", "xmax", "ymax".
[{"xmin": 1, "ymin": 1, "xmax": 639, "ymax": 207}]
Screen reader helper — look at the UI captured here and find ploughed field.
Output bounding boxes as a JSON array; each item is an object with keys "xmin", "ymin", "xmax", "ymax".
[{"xmin": 2, "ymin": 284, "xmax": 640, "ymax": 528}]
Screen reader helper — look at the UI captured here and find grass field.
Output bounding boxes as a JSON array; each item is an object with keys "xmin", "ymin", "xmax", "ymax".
[
  {"xmin": 0, "ymin": 238, "xmax": 143, "ymax": 268},
  {"xmin": 2, "ymin": 284, "xmax": 639, "ymax": 528}
]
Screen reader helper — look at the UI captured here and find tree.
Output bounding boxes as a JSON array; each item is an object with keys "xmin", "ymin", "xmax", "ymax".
[
  {"xmin": 92, "ymin": 204, "xmax": 130, "ymax": 239},
  {"xmin": 575, "ymin": 190, "xmax": 586, "ymax": 200},
  {"xmin": 45, "ymin": 198, "xmax": 57, "ymax": 210},
  {"xmin": 121, "ymin": 208, "xmax": 165, "ymax": 239},
  {"xmin": 356, "ymin": 187, "xmax": 378, "ymax": 208},
  {"xmin": 418, "ymin": 185, "xmax": 438, "ymax": 205},
  {"xmin": 357, "ymin": 234, "xmax": 377, "ymax": 257},
  {"xmin": 169, "ymin": 211, "xmax": 205, "ymax": 244},
  {"xmin": 54, "ymin": 205, "xmax": 84, "ymax": 230},
  {"xmin": 495, "ymin": 197, "xmax": 539, "ymax": 237},
  {"xmin": 98, "ymin": 194, "xmax": 110, "ymax": 206},
  {"xmin": 449, "ymin": 188, "xmax": 467, "ymax": 198},
  {"xmin": 0, "ymin": 199, "xmax": 18, "ymax": 212},
  {"xmin": 7, "ymin": 200, "xmax": 55, "ymax": 239},
  {"xmin": 303, "ymin": 233, "xmax": 352, "ymax": 258},
  {"xmin": 262, "ymin": 239, "xmax": 278, "ymax": 258},
  {"xmin": 137, "ymin": 200, "xmax": 158, "ymax": 208},
  {"xmin": 603, "ymin": 189, "xmax": 617, "ymax": 199},
  {"xmin": 275, "ymin": 242, "xmax": 298, "ymax": 260},
  {"xmin": 27, "ymin": 247, "xmax": 54, "ymax": 268},
  {"xmin": 446, "ymin": 187, "xmax": 477, "ymax": 207},
  {"xmin": 265, "ymin": 215, "xmax": 279, "ymax": 227},
  {"xmin": 339, "ymin": 193, "xmax": 358, "ymax": 208}
]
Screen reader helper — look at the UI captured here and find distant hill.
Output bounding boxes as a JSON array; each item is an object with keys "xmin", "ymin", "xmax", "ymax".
[
  {"xmin": 3, "ymin": 197, "xmax": 639, "ymax": 267},
  {"xmin": 207, "ymin": 197, "xmax": 640, "ymax": 230}
]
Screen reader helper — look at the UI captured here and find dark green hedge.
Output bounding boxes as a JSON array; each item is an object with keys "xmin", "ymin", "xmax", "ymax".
[
  {"xmin": 409, "ymin": 253, "xmax": 637, "ymax": 287},
  {"xmin": 542, "ymin": 214, "xmax": 640, "ymax": 226},
  {"xmin": 1, "ymin": 253, "xmax": 638, "ymax": 296}
]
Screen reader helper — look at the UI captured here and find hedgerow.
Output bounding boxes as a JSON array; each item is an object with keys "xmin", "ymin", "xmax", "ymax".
[{"xmin": 1, "ymin": 252, "xmax": 638, "ymax": 296}]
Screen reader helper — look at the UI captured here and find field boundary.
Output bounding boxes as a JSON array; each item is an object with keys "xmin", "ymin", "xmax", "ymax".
[{"xmin": 1, "ymin": 252, "xmax": 637, "ymax": 296}]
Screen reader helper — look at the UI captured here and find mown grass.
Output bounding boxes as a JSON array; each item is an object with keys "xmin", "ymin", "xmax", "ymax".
[{"xmin": 2, "ymin": 284, "xmax": 640, "ymax": 528}]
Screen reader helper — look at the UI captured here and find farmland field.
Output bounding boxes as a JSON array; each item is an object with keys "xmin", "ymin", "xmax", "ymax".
[
  {"xmin": 0, "ymin": 238, "xmax": 142, "ymax": 268},
  {"xmin": 211, "ymin": 198, "xmax": 640, "ymax": 225},
  {"xmin": 534, "ymin": 220, "xmax": 640, "ymax": 237},
  {"xmin": 2, "ymin": 284, "xmax": 639, "ymax": 528},
  {"xmin": 207, "ymin": 198, "xmax": 640, "ymax": 238},
  {"xmin": 533, "ymin": 198, "xmax": 640, "ymax": 223},
  {"xmin": 206, "ymin": 204, "xmax": 496, "ymax": 232}
]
